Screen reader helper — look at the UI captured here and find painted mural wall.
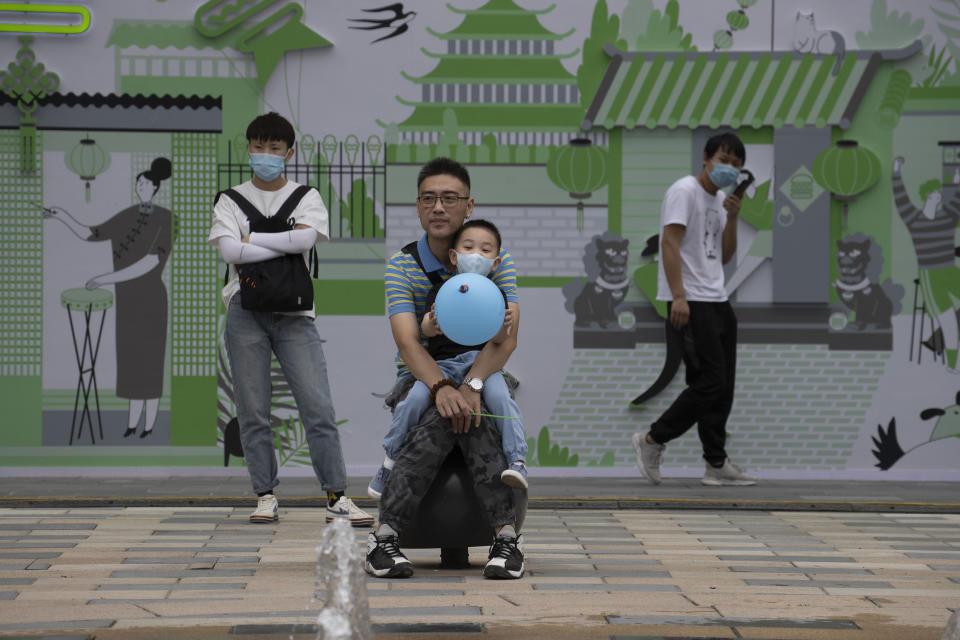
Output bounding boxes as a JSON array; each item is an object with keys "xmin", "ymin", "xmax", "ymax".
[{"xmin": 1, "ymin": 0, "xmax": 959, "ymax": 480}]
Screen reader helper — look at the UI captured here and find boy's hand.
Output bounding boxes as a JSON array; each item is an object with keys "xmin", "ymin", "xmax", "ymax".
[
  {"xmin": 503, "ymin": 308, "xmax": 515, "ymax": 336},
  {"xmin": 723, "ymin": 193, "xmax": 742, "ymax": 216},
  {"xmin": 421, "ymin": 306, "xmax": 441, "ymax": 337}
]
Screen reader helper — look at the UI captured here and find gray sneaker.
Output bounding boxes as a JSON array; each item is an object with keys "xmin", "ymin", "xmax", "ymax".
[
  {"xmin": 701, "ymin": 460, "xmax": 758, "ymax": 486},
  {"xmin": 631, "ymin": 432, "xmax": 664, "ymax": 485}
]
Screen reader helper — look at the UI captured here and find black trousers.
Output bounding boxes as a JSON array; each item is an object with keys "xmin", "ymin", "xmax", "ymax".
[{"xmin": 650, "ymin": 300, "xmax": 737, "ymax": 466}]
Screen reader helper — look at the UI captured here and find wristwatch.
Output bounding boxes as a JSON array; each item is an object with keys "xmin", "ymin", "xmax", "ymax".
[{"xmin": 464, "ymin": 377, "xmax": 484, "ymax": 393}]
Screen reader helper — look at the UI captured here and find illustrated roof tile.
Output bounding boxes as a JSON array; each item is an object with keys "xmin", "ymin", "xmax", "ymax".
[
  {"xmin": 10, "ymin": 92, "xmax": 223, "ymax": 110},
  {"xmin": 583, "ymin": 41, "xmax": 922, "ymax": 131}
]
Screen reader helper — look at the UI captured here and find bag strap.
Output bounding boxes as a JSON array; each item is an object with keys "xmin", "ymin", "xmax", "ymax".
[
  {"xmin": 276, "ymin": 185, "xmax": 318, "ymax": 277},
  {"xmin": 275, "ymin": 184, "xmax": 314, "ymax": 222},
  {"xmin": 401, "ymin": 240, "xmax": 444, "ymax": 287},
  {"xmin": 215, "ymin": 188, "xmax": 265, "ymax": 225},
  {"xmin": 215, "ymin": 189, "xmax": 263, "ymax": 286}
]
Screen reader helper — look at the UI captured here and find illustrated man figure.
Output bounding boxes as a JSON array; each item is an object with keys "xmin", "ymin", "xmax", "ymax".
[{"xmin": 893, "ymin": 155, "xmax": 960, "ymax": 370}]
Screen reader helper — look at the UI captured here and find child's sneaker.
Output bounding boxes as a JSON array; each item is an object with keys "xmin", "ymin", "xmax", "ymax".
[
  {"xmin": 325, "ymin": 496, "xmax": 374, "ymax": 527},
  {"xmin": 250, "ymin": 494, "xmax": 278, "ymax": 523},
  {"xmin": 364, "ymin": 530, "xmax": 413, "ymax": 578},
  {"xmin": 367, "ymin": 464, "xmax": 391, "ymax": 500},
  {"xmin": 500, "ymin": 461, "xmax": 528, "ymax": 489}
]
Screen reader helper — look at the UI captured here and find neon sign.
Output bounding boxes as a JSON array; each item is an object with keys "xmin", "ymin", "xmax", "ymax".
[{"xmin": 0, "ymin": 3, "xmax": 91, "ymax": 35}]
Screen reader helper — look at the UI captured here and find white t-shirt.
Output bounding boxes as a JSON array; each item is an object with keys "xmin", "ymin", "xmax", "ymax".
[
  {"xmin": 207, "ymin": 180, "xmax": 329, "ymax": 317},
  {"xmin": 656, "ymin": 175, "xmax": 728, "ymax": 302}
]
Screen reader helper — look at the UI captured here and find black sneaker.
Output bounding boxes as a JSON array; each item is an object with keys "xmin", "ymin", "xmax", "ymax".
[
  {"xmin": 483, "ymin": 533, "xmax": 525, "ymax": 579},
  {"xmin": 364, "ymin": 531, "xmax": 413, "ymax": 578}
]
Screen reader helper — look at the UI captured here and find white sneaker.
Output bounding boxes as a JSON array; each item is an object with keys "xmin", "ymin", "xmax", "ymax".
[
  {"xmin": 701, "ymin": 460, "xmax": 758, "ymax": 486},
  {"xmin": 250, "ymin": 494, "xmax": 278, "ymax": 523},
  {"xmin": 326, "ymin": 496, "xmax": 374, "ymax": 527},
  {"xmin": 631, "ymin": 432, "xmax": 664, "ymax": 485}
]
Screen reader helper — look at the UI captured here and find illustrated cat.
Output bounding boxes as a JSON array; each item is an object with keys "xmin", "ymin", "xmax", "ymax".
[
  {"xmin": 793, "ymin": 11, "xmax": 845, "ymax": 74},
  {"xmin": 835, "ymin": 238, "xmax": 893, "ymax": 330},
  {"xmin": 573, "ymin": 235, "xmax": 630, "ymax": 328}
]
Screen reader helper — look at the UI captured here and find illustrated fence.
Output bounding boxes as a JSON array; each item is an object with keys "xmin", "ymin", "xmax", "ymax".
[{"xmin": 218, "ymin": 134, "xmax": 386, "ymax": 240}]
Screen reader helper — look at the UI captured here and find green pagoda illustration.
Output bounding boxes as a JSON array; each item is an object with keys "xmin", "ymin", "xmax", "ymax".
[{"xmin": 388, "ymin": 0, "xmax": 586, "ymax": 146}]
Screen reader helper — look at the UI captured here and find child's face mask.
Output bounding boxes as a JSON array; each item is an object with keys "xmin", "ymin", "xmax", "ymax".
[{"xmin": 456, "ymin": 252, "xmax": 495, "ymax": 275}]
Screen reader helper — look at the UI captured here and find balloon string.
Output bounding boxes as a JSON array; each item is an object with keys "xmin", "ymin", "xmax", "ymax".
[{"xmin": 471, "ymin": 412, "xmax": 521, "ymax": 420}]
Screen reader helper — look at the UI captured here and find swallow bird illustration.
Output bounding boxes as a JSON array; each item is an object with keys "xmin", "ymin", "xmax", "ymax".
[{"xmin": 349, "ymin": 3, "xmax": 416, "ymax": 43}]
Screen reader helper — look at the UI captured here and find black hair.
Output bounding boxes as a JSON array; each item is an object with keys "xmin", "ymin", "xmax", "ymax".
[
  {"xmin": 451, "ymin": 218, "xmax": 501, "ymax": 253},
  {"xmin": 704, "ymin": 132, "xmax": 746, "ymax": 165},
  {"xmin": 417, "ymin": 156, "xmax": 471, "ymax": 192},
  {"xmin": 245, "ymin": 112, "xmax": 295, "ymax": 148},
  {"xmin": 136, "ymin": 157, "xmax": 172, "ymax": 196}
]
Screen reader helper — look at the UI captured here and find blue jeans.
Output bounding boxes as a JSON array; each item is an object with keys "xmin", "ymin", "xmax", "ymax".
[
  {"xmin": 224, "ymin": 294, "xmax": 346, "ymax": 494},
  {"xmin": 382, "ymin": 350, "xmax": 528, "ymax": 464}
]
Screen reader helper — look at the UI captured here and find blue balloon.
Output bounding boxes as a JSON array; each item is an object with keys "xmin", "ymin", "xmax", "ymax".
[{"xmin": 434, "ymin": 273, "xmax": 505, "ymax": 345}]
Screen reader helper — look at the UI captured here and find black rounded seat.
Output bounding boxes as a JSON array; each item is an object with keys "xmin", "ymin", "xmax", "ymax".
[{"xmin": 400, "ymin": 444, "xmax": 527, "ymax": 567}]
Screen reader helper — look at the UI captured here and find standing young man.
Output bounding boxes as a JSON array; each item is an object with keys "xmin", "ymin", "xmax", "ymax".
[
  {"xmin": 632, "ymin": 133, "xmax": 758, "ymax": 487},
  {"xmin": 208, "ymin": 112, "xmax": 373, "ymax": 526},
  {"xmin": 365, "ymin": 157, "xmax": 525, "ymax": 579}
]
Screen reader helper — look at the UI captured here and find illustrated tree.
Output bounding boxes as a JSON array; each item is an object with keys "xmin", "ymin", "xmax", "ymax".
[
  {"xmin": 577, "ymin": 0, "xmax": 626, "ymax": 110},
  {"xmin": 621, "ymin": 0, "xmax": 695, "ymax": 52}
]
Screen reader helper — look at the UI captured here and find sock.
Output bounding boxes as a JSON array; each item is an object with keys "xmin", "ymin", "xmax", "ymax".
[
  {"xmin": 383, "ymin": 457, "xmax": 395, "ymax": 470},
  {"xmin": 327, "ymin": 491, "xmax": 343, "ymax": 507},
  {"xmin": 709, "ymin": 460, "xmax": 724, "ymax": 469},
  {"xmin": 257, "ymin": 490, "xmax": 273, "ymax": 497},
  {"xmin": 498, "ymin": 524, "xmax": 517, "ymax": 539},
  {"xmin": 377, "ymin": 522, "xmax": 397, "ymax": 537}
]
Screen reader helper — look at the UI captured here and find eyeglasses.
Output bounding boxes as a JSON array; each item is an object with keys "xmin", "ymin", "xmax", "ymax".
[{"xmin": 418, "ymin": 193, "xmax": 469, "ymax": 208}]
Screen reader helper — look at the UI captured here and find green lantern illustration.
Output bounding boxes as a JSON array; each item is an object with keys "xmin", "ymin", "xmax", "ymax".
[
  {"xmin": 726, "ymin": 10, "xmax": 749, "ymax": 31},
  {"xmin": 547, "ymin": 138, "xmax": 608, "ymax": 232},
  {"xmin": 812, "ymin": 140, "xmax": 881, "ymax": 228},
  {"xmin": 65, "ymin": 134, "xmax": 110, "ymax": 202}
]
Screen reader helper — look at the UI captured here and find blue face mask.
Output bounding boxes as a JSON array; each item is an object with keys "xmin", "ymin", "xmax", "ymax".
[
  {"xmin": 456, "ymin": 252, "xmax": 496, "ymax": 275},
  {"xmin": 709, "ymin": 163, "xmax": 740, "ymax": 189},
  {"xmin": 248, "ymin": 153, "xmax": 286, "ymax": 182}
]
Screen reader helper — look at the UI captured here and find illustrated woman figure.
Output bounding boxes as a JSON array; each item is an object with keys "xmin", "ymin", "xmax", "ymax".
[{"xmin": 45, "ymin": 157, "xmax": 176, "ymax": 439}]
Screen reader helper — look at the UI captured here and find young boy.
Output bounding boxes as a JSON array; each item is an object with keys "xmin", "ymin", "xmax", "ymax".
[
  {"xmin": 367, "ymin": 219, "xmax": 528, "ymax": 499},
  {"xmin": 208, "ymin": 111, "xmax": 373, "ymax": 526}
]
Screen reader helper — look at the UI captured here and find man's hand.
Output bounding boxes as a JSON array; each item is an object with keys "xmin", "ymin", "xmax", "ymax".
[
  {"xmin": 434, "ymin": 385, "xmax": 473, "ymax": 433},
  {"xmin": 502, "ymin": 308, "xmax": 515, "ymax": 336},
  {"xmin": 669, "ymin": 296, "xmax": 690, "ymax": 329},
  {"xmin": 241, "ymin": 234, "xmax": 250, "ymax": 243},
  {"xmin": 459, "ymin": 382, "xmax": 482, "ymax": 429},
  {"xmin": 723, "ymin": 193, "xmax": 742, "ymax": 216}
]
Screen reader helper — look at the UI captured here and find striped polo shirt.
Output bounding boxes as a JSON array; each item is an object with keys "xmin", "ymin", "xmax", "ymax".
[{"xmin": 385, "ymin": 233, "xmax": 518, "ymax": 378}]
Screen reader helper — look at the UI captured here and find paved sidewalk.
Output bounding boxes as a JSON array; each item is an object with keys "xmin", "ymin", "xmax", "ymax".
[{"xmin": 0, "ymin": 506, "xmax": 958, "ymax": 639}]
